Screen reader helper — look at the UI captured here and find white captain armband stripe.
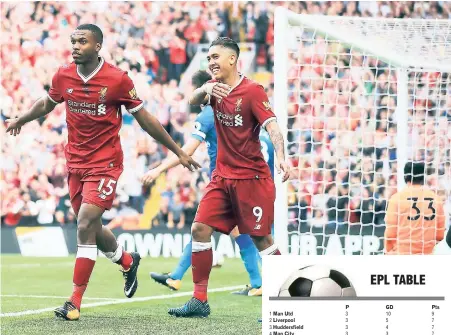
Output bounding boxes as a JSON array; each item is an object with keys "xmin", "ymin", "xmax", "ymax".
[
  {"xmin": 127, "ymin": 102, "xmax": 144, "ymax": 114},
  {"xmin": 262, "ymin": 117, "xmax": 277, "ymax": 129},
  {"xmin": 47, "ymin": 94, "xmax": 61, "ymax": 104},
  {"xmin": 192, "ymin": 130, "xmax": 206, "ymax": 139}
]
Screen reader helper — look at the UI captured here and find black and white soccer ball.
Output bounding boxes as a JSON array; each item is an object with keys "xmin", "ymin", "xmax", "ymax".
[{"xmin": 278, "ymin": 265, "xmax": 356, "ymax": 297}]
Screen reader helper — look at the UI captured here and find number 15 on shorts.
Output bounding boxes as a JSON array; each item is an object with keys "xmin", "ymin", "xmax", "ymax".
[{"xmin": 98, "ymin": 178, "xmax": 117, "ymax": 199}]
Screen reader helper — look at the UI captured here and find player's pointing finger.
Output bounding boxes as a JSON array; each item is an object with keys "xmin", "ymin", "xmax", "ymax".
[
  {"xmin": 188, "ymin": 158, "xmax": 201, "ymax": 170},
  {"xmin": 193, "ymin": 159, "xmax": 202, "ymax": 169},
  {"xmin": 283, "ymin": 170, "xmax": 290, "ymax": 182},
  {"xmin": 282, "ymin": 165, "xmax": 290, "ymax": 182}
]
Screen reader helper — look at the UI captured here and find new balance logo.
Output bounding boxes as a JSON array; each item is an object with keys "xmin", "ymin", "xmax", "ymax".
[
  {"xmin": 66, "ymin": 88, "xmax": 73, "ymax": 94},
  {"xmin": 234, "ymin": 114, "xmax": 243, "ymax": 126},
  {"xmin": 254, "ymin": 224, "xmax": 261, "ymax": 230}
]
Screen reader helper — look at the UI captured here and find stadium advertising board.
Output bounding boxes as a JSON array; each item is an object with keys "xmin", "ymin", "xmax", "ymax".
[{"xmin": 1, "ymin": 226, "xmax": 384, "ymax": 256}]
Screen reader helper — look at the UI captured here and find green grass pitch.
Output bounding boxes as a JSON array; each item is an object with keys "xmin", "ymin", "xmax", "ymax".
[{"xmin": 1, "ymin": 255, "xmax": 262, "ymax": 335}]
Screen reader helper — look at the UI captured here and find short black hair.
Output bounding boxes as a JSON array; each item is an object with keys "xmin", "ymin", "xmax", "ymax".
[
  {"xmin": 404, "ymin": 161, "xmax": 426, "ymax": 184},
  {"xmin": 76, "ymin": 24, "xmax": 103, "ymax": 44},
  {"xmin": 192, "ymin": 70, "xmax": 212, "ymax": 89},
  {"xmin": 210, "ymin": 37, "xmax": 240, "ymax": 58}
]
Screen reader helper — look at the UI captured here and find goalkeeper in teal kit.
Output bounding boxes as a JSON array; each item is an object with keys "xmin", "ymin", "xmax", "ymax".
[{"xmin": 142, "ymin": 70, "xmax": 274, "ymax": 296}]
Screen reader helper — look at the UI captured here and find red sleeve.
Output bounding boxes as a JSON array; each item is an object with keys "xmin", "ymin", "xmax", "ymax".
[
  {"xmin": 118, "ymin": 73, "xmax": 144, "ymax": 114},
  {"xmin": 47, "ymin": 68, "xmax": 64, "ymax": 104},
  {"xmin": 250, "ymin": 84, "xmax": 276, "ymax": 128}
]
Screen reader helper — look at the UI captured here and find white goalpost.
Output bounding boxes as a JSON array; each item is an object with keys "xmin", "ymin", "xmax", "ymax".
[{"xmin": 274, "ymin": 7, "xmax": 451, "ymax": 255}]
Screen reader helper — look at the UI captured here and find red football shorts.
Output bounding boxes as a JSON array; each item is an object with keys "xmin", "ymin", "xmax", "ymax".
[
  {"xmin": 194, "ymin": 171, "xmax": 275, "ymax": 236},
  {"xmin": 68, "ymin": 165, "xmax": 123, "ymax": 215}
]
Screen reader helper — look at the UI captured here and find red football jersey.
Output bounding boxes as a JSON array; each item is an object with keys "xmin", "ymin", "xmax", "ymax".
[
  {"xmin": 48, "ymin": 57, "xmax": 143, "ymax": 168},
  {"xmin": 209, "ymin": 76, "xmax": 276, "ymax": 179}
]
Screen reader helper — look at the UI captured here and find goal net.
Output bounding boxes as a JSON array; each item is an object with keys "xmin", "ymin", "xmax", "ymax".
[{"xmin": 273, "ymin": 8, "xmax": 451, "ymax": 255}]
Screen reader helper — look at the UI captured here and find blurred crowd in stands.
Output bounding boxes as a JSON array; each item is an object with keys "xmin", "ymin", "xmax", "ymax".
[{"xmin": 1, "ymin": 1, "xmax": 450, "ymax": 230}]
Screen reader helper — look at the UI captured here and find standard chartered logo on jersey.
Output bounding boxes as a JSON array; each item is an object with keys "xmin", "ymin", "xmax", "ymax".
[
  {"xmin": 67, "ymin": 100, "xmax": 106, "ymax": 116},
  {"xmin": 216, "ymin": 111, "xmax": 243, "ymax": 127}
]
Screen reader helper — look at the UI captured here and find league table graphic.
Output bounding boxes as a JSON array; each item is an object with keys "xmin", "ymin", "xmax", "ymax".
[{"xmin": 262, "ymin": 256, "xmax": 450, "ymax": 335}]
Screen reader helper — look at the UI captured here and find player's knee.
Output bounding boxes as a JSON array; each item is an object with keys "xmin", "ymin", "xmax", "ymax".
[
  {"xmin": 77, "ymin": 217, "xmax": 93, "ymax": 234},
  {"xmin": 76, "ymin": 215, "xmax": 99, "ymax": 243},
  {"xmin": 77, "ymin": 214, "xmax": 99, "ymax": 234},
  {"xmin": 191, "ymin": 222, "xmax": 213, "ymax": 242},
  {"xmin": 77, "ymin": 205, "xmax": 103, "ymax": 229}
]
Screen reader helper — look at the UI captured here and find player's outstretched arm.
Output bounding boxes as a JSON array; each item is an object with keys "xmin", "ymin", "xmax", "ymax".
[
  {"xmin": 133, "ymin": 108, "xmax": 201, "ymax": 171},
  {"xmin": 189, "ymin": 82, "xmax": 231, "ymax": 105},
  {"xmin": 141, "ymin": 138, "xmax": 202, "ymax": 186},
  {"xmin": 5, "ymin": 96, "xmax": 57, "ymax": 136},
  {"xmin": 265, "ymin": 119, "xmax": 290, "ymax": 182}
]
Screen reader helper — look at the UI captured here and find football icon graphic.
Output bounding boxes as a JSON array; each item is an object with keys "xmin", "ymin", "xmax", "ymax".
[{"xmin": 278, "ymin": 265, "xmax": 357, "ymax": 297}]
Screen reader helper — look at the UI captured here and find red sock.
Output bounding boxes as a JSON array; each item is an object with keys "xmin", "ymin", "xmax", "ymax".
[
  {"xmin": 118, "ymin": 251, "xmax": 133, "ymax": 271},
  {"xmin": 70, "ymin": 245, "xmax": 97, "ymax": 310},
  {"xmin": 192, "ymin": 242, "xmax": 213, "ymax": 302}
]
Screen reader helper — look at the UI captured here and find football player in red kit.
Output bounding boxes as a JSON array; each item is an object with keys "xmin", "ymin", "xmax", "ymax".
[
  {"xmin": 168, "ymin": 37, "xmax": 290, "ymax": 318},
  {"xmin": 6, "ymin": 24, "xmax": 200, "ymax": 321}
]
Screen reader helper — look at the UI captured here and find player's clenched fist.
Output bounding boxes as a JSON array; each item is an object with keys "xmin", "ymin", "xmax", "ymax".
[
  {"xmin": 5, "ymin": 117, "xmax": 24, "ymax": 136},
  {"xmin": 277, "ymin": 161, "xmax": 291, "ymax": 182},
  {"xmin": 202, "ymin": 82, "xmax": 231, "ymax": 100}
]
